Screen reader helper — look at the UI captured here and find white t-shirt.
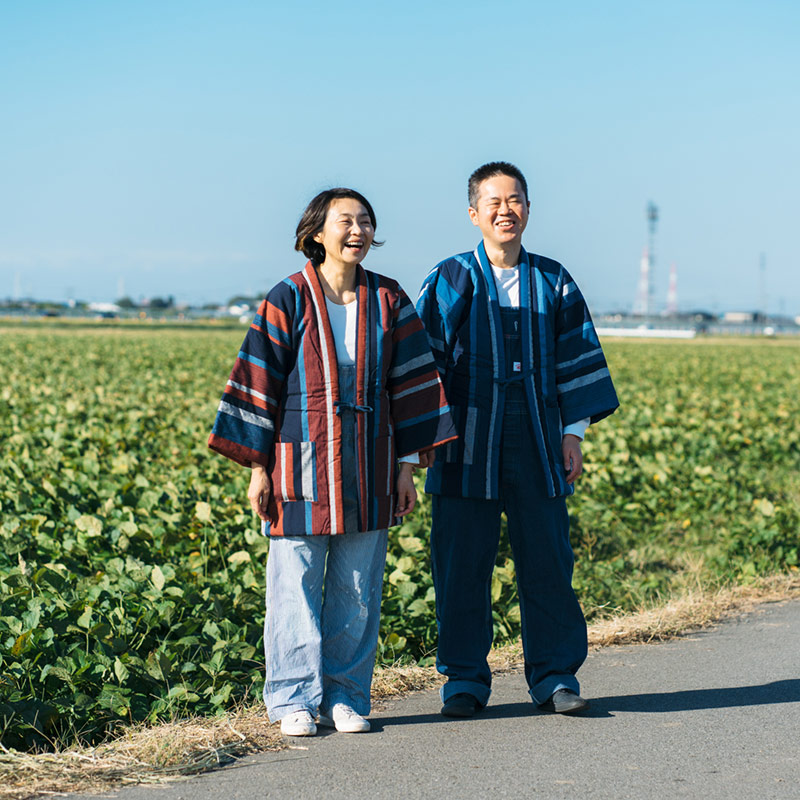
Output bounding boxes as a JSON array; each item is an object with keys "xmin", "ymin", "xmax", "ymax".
[
  {"xmin": 325, "ymin": 296, "xmax": 357, "ymax": 366},
  {"xmin": 491, "ymin": 264, "xmax": 590, "ymax": 441},
  {"xmin": 491, "ymin": 264, "xmax": 521, "ymax": 308},
  {"xmin": 326, "ymin": 296, "xmax": 418, "ymax": 463}
]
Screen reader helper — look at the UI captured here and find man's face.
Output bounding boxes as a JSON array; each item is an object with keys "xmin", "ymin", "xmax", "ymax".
[{"xmin": 468, "ymin": 175, "xmax": 530, "ymax": 249}]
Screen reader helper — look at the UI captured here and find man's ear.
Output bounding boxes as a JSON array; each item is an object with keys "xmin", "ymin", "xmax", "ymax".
[{"xmin": 468, "ymin": 206, "xmax": 480, "ymax": 227}]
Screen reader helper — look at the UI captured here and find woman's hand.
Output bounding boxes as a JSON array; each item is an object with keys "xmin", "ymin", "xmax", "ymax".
[
  {"xmin": 248, "ymin": 462, "xmax": 271, "ymax": 521},
  {"xmin": 395, "ymin": 462, "xmax": 417, "ymax": 517}
]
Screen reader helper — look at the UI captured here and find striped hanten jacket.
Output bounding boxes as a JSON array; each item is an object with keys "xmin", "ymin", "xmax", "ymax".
[
  {"xmin": 416, "ymin": 241, "xmax": 619, "ymax": 500},
  {"xmin": 209, "ymin": 261, "xmax": 456, "ymax": 536}
]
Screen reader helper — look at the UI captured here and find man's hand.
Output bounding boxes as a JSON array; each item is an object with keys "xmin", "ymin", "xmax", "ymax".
[
  {"xmin": 417, "ymin": 450, "xmax": 437, "ymax": 469},
  {"xmin": 248, "ymin": 462, "xmax": 271, "ymax": 521},
  {"xmin": 562, "ymin": 434, "xmax": 583, "ymax": 484},
  {"xmin": 395, "ymin": 462, "xmax": 417, "ymax": 516}
]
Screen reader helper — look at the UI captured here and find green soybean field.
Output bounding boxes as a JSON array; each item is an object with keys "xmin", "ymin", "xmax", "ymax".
[{"xmin": 1, "ymin": 324, "xmax": 798, "ymax": 749}]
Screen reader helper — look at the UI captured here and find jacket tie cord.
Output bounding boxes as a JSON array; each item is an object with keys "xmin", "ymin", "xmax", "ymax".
[
  {"xmin": 494, "ymin": 367, "xmax": 535, "ymax": 386},
  {"xmin": 334, "ymin": 401, "xmax": 374, "ymax": 415}
]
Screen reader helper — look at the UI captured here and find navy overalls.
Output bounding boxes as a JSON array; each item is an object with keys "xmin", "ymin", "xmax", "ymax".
[{"xmin": 430, "ymin": 307, "xmax": 588, "ymax": 706}]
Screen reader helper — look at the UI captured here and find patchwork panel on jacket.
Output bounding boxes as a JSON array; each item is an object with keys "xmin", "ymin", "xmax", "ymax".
[{"xmin": 274, "ymin": 441, "xmax": 318, "ymax": 502}]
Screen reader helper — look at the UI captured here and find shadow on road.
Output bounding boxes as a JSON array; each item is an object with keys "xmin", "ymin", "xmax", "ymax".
[
  {"xmin": 372, "ymin": 680, "xmax": 800, "ymax": 728},
  {"xmin": 371, "ymin": 701, "xmax": 538, "ymax": 731},
  {"xmin": 590, "ymin": 679, "xmax": 800, "ymax": 713}
]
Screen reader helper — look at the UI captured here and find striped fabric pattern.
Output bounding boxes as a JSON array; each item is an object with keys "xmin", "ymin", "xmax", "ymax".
[
  {"xmin": 416, "ymin": 241, "xmax": 618, "ymax": 500},
  {"xmin": 209, "ymin": 262, "xmax": 456, "ymax": 536}
]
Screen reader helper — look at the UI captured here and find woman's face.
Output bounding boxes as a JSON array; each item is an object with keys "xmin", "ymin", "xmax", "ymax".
[{"xmin": 314, "ymin": 198, "xmax": 375, "ymax": 267}]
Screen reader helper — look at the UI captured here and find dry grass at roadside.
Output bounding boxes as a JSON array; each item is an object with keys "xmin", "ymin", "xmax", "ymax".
[
  {"xmin": 0, "ymin": 705, "xmax": 282, "ymax": 800},
  {"xmin": 3, "ymin": 572, "xmax": 798, "ymax": 800}
]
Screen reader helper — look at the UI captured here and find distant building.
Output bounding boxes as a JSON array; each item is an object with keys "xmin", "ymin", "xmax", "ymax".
[{"xmin": 723, "ymin": 311, "xmax": 759, "ymax": 324}]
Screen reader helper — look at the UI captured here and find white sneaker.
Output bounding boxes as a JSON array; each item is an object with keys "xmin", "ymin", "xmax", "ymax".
[
  {"xmin": 280, "ymin": 710, "xmax": 317, "ymax": 736},
  {"xmin": 317, "ymin": 703, "xmax": 370, "ymax": 733}
]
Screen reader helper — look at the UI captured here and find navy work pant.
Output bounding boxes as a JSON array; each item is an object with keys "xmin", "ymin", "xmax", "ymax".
[{"xmin": 430, "ymin": 387, "xmax": 588, "ymax": 706}]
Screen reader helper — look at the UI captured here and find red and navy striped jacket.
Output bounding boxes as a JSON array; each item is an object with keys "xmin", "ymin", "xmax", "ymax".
[{"xmin": 209, "ymin": 261, "xmax": 456, "ymax": 536}]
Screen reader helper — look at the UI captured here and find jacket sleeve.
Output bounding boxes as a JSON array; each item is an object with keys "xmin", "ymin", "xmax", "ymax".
[
  {"xmin": 388, "ymin": 287, "xmax": 457, "ymax": 457},
  {"xmin": 554, "ymin": 268, "xmax": 619, "ymax": 425},
  {"xmin": 207, "ymin": 282, "xmax": 297, "ymax": 467},
  {"xmin": 415, "ymin": 262, "xmax": 469, "ymax": 379}
]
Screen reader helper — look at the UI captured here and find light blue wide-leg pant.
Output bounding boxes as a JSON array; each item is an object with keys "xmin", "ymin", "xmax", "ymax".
[{"xmin": 262, "ymin": 529, "xmax": 388, "ymax": 722}]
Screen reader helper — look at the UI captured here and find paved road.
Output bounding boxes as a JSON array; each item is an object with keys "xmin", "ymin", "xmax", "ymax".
[{"xmin": 69, "ymin": 600, "xmax": 800, "ymax": 800}]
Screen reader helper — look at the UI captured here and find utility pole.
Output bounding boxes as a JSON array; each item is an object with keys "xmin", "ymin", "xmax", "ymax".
[
  {"xmin": 634, "ymin": 248, "xmax": 650, "ymax": 315},
  {"xmin": 646, "ymin": 201, "xmax": 658, "ymax": 316},
  {"xmin": 666, "ymin": 263, "xmax": 678, "ymax": 315}
]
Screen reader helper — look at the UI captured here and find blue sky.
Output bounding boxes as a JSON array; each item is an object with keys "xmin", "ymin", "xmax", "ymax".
[{"xmin": 1, "ymin": 0, "xmax": 798, "ymax": 313}]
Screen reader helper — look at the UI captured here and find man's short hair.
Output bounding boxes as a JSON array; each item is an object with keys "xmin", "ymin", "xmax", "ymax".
[{"xmin": 468, "ymin": 161, "xmax": 529, "ymax": 209}]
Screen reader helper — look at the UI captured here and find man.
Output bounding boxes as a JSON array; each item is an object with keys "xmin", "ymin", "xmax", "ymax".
[{"xmin": 416, "ymin": 161, "xmax": 619, "ymax": 716}]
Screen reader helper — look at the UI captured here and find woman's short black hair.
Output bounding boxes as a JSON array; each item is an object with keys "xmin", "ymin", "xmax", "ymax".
[
  {"xmin": 295, "ymin": 188, "xmax": 384, "ymax": 264},
  {"xmin": 468, "ymin": 161, "xmax": 529, "ymax": 209}
]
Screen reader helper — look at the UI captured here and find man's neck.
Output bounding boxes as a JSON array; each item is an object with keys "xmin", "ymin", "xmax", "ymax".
[{"xmin": 483, "ymin": 240, "xmax": 522, "ymax": 270}]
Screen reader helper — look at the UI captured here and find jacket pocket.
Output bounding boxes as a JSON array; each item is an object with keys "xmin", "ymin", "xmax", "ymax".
[{"xmin": 273, "ymin": 441, "xmax": 318, "ymax": 502}]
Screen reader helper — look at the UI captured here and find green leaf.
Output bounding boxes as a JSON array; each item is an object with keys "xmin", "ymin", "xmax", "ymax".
[
  {"xmin": 114, "ymin": 657, "xmax": 130, "ymax": 683},
  {"xmin": 151, "ymin": 565, "xmax": 166, "ymax": 591},
  {"xmin": 398, "ymin": 536, "xmax": 425, "ymax": 553},
  {"xmin": 195, "ymin": 501, "xmax": 212, "ymax": 522},
  {"xmin": 11, "ymin": 631, "xmax": 31, "ymax": 656},
  {"xmin": 406, "ymin": 599, "xmax": 429, "ymax": 617},
  {"xmin": 75, "ymin": 515, "xmax": 103, "ymax": 536},
  {"xmin": 76, "ymin": 607, "xmax": 93, "ymax": 629},
  {"xmin": 753, "ymin": 498, "xmax": 775, "ymax": 517}
]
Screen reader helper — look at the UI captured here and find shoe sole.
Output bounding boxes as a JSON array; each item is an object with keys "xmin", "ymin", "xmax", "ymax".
[
  {"xmin": 540, "ymin": 700, "xmax": 590, "ymax": 715},
  {"xmin": 317, "ymin": 714, "xmax": 370, "ymax": 733},
  {"xmin": 440, "ymin": 704, "xmax": 478, "ymax": 718},
  {"xmin": 281, "ymin": 725, "xmax": 317, "ymax": 736}
]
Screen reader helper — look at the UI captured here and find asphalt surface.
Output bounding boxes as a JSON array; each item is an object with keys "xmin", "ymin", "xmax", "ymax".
[{"xmin": 68, "ymin": 599, "xmax": 800, "ymax": 800}]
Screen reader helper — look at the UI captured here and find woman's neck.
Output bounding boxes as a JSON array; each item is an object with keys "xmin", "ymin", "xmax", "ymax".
[{"xmin": 318, "ymin": 259, "xmax": 357, "ymax": 304}]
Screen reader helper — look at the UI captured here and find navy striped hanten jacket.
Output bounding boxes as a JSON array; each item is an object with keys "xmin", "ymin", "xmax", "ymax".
[{"xmin": 416, "ymin": 241, "xmax": 619, "ymax": 500}]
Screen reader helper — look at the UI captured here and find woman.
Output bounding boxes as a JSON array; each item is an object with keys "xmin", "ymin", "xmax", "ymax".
[{"xmin": 209, "ymin": 188, "xmax": 455, "ymax": 736}]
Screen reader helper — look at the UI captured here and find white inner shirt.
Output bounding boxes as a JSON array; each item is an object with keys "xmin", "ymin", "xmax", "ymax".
[
  {"xmin": 490, "ymin": 264, "xmax": 590, "ymax": 440},
  {"xmin": 326, "ymin": 295, "xmax": 418, "ymax": 463},
  {"xmin": 325, "ymin": 296, "xmax": 357, "ymax": 366},
  {"xmin": 491, "ymin": 264, "xmax": 521, "ymax": 308}
]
